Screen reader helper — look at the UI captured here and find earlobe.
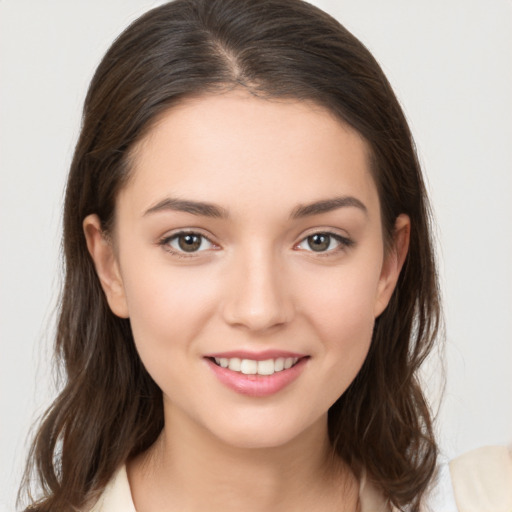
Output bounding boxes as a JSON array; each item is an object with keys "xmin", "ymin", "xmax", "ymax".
[
  {"xmin": 83, "ymin": 214, "xmax": 129, "ymax": 318},
  {"xmin": 374, "ymin": 214, "xmax": 410, "ymax": 317}
]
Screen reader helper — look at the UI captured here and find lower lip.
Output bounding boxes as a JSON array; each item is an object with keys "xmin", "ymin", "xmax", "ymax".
[{"xmin": 205, "ymin": 358, "xmax": 308, "ymax": 397}]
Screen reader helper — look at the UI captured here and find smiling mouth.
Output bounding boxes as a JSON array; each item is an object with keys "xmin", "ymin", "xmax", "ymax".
[
  {"xmin": 205, "ymin": 354, "xmax": 309, "ymax": 396},
  {"xmin": 208, "ymin": 356, "xmax": 305, "ymax": 376}
]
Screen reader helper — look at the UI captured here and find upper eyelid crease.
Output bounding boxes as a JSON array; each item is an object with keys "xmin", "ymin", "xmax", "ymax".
[
  {"xmin": 159, "ymin": 231, "xmax": 352, "ymax": 257},
  {"xmin": 297, "ymin": 232, "xmax": 353, "ymax": 250},
  {"xmin": 159, "ymin": 228, "xmax": 352, "ymax": 244},
  {"xmin": 161, "ymin": 231, "xmax": 214, "ymax": 244},
  {"xmin": 160, "ymin": 232, "xmax": 216, "ymax": 256}
]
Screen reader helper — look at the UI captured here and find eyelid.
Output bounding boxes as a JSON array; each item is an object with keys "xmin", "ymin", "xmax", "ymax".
[
  {"xmin": 158, "ymin": 229, "xmax": 219, "ymax": 257},
  {"xmin": 156, "ymin": 227, "xmax": 353, "ymax": 258},
  {"xmin": 294, "ymin": 229, "xmax": 354, "ymax": 254}
]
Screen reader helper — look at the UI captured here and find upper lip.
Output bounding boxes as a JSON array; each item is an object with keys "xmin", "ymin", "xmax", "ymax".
[{"xmin": 204, "ymin": 350, "xmax": 308, "ymax": 361}]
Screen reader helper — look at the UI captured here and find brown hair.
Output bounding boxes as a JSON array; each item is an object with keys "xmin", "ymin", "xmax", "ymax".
[{"xmin": 20, "ymin": 0, "xmax": 441, "ymax": 510}]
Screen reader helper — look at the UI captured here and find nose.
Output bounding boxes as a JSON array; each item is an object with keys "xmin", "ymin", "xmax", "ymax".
[{"xmin": 221, "ymin": 245, "xmax": 294, "ymax": 333}]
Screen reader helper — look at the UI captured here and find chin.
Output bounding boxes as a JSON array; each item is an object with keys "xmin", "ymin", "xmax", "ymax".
[
  {"xmin": 202, "ymin": 409, "xmax": 326, "ymax": 451},
  {"xmin": 217, "ymin": 429, "xmax": 296, "ymax": 450}
]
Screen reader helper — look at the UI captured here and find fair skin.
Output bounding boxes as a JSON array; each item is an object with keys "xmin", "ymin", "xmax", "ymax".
[{"xmin": 84, "ymin": 91, "xmax": 409, "ymax": 512}]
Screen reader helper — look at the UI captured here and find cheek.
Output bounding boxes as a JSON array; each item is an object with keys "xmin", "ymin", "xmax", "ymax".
[
  {"xmin": 297, "ymin": 261, "xmax": 381, "ymax": 380},
  {"xmin": 121, "ymin": 265, "xmax": 223, "ymax": 406},
  {"xmin": 301, "ymin": 259, "xmax": 380, "ymax": 331},
  {"xmin": 119, "ymin": 259, "xmax": 218, "ymax": 364}
]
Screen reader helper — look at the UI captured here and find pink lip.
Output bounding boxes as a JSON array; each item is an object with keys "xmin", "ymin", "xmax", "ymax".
[
  {"xmin": 204, "ymin": 350, "xmax": 307, "ymax": 361},
  {"xmin": 204, "ymin": 355, "xmax": 309, "ymax": 397}
]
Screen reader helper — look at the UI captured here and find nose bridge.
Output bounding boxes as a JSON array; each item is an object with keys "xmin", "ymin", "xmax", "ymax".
[{"xmin": 222, "ymin": 241, "xmax": 293, "ymax": 332}]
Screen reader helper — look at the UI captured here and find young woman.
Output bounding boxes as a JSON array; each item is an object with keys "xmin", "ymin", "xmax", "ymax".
[{"xmin": 18, "ymin": 1, "xmax": 511, "ymax": 511}]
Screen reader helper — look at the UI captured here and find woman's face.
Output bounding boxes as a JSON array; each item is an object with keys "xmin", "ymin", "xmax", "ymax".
[{"xmin": 85, "ymin": 91, "xmax": 408, "ymax": 449}]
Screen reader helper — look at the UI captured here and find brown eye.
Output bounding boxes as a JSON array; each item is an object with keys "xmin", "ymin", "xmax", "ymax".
[
  {"xmin": 164, "ymin": 232, "xmax": 214, "ymax": 254},
  {"xmin": 178, "ymin": 234, "xmax": 202, "ymax": 252},
  {"xmin": 296, "ymin": 232, "xmax": 353, "ymax": 254},
  {"xmin": 307, "ymin": 233, "xmax": 332, "ymax": 252}
]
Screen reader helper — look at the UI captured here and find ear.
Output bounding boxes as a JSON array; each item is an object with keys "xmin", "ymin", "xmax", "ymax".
[
  {"xmin": 374, "ymin": 214, "xmax": 410, "ymax": 317},
  {"xmin": 83, "ymin": 214, "xmax": 129, "ymax": 318}
]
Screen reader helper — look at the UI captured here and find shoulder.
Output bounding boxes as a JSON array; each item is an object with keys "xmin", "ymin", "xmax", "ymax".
[
  {"xmin": 449, "ymin": 445, "xmax": 512, "ymax": 511},
  {"xmin": 426, "ymin": 445, "xmax": 512, "ymax": 512},
  {"xmin": 420, "ymin": 445, "xmax": 512, "ymax": 512},
  {"xmin": 86, "ymin": 466, "xmax": 136, "ymax": 512}
]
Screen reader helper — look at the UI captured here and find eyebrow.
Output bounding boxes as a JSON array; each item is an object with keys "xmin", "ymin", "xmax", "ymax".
[
  {"xmin": 144, "ymin": 198, "xmax": 229, "ymax": 218},
  {"xmin": 143, "ymin": 195, "xmax": 367, "ymax": 219},
  {"xmin": 290, "ymin": 196, "xmax": 367, "ymax": 219}
]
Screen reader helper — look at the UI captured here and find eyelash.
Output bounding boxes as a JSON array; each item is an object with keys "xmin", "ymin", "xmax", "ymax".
[
  {"xmin": 158, "ymin": 230, "xmax": 354, "ymax": 258},
  {"xmin": 158, "ymin": 230, "xmax": 217, "ymax": 259},
  {"xmin": 295, "ymin": 232, "xmax": 354, "ymax": 256}
]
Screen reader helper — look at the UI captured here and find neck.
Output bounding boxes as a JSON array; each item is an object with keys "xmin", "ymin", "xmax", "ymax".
[{"xmin": 128, "ymin": 406, "xmax": 358, "ymax": 512}]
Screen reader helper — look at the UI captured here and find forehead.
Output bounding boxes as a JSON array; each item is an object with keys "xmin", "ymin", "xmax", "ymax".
[{"xmin": 122, "ymin": 91, "xmax": 379, "ymax": 218}]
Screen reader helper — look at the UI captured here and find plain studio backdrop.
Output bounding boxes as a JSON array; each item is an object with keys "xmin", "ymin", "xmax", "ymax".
[{"xmin": 1, "ymin": 1, "xmax": 511, "ymax": 510}]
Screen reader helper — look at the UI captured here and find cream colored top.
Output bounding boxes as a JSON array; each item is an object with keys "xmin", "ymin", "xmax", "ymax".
[
  {"xmin": 89, "ymin": 466, "xmax": 393, "ymax": 512},
  {"xmin": 449, "ymin": 445, "xmax": 512, "ymax": 512},
  {"xmin": 88, "ymin": 446, "xmax": 512, "ymax": 512}
]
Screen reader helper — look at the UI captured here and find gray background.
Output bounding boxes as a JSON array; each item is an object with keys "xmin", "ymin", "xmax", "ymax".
[{"xmin": 1, "ymin": 1, "xmax": 511, "ymax": 510}]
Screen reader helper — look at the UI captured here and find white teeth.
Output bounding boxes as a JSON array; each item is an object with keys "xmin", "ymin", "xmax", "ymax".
[
  {"xmin": 213, "ymin": 356, "xmax": 300, "ymax": 375},
  {"xmin": 257, "ymin": 359, "xmax": 275, "ymax": 376},
  {"xmin": 215, "ymin": 357, "xmax": 229, "ymax": 367},
  {"xmin": 274, "ymin": 357, "xmax": 285, "ymax": 372},
  {"xmin": 240, "ymin": 359, "xmax": 258, "ymax": 374},
  {"xmin": 228, "ymin": 358, "xmax": 241, "ymax": 371}
]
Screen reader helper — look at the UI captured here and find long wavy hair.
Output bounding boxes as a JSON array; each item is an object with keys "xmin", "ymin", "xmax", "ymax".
[{"xmin": 20, "ymin": 0, "xmax": 442, "ymax": 510}]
